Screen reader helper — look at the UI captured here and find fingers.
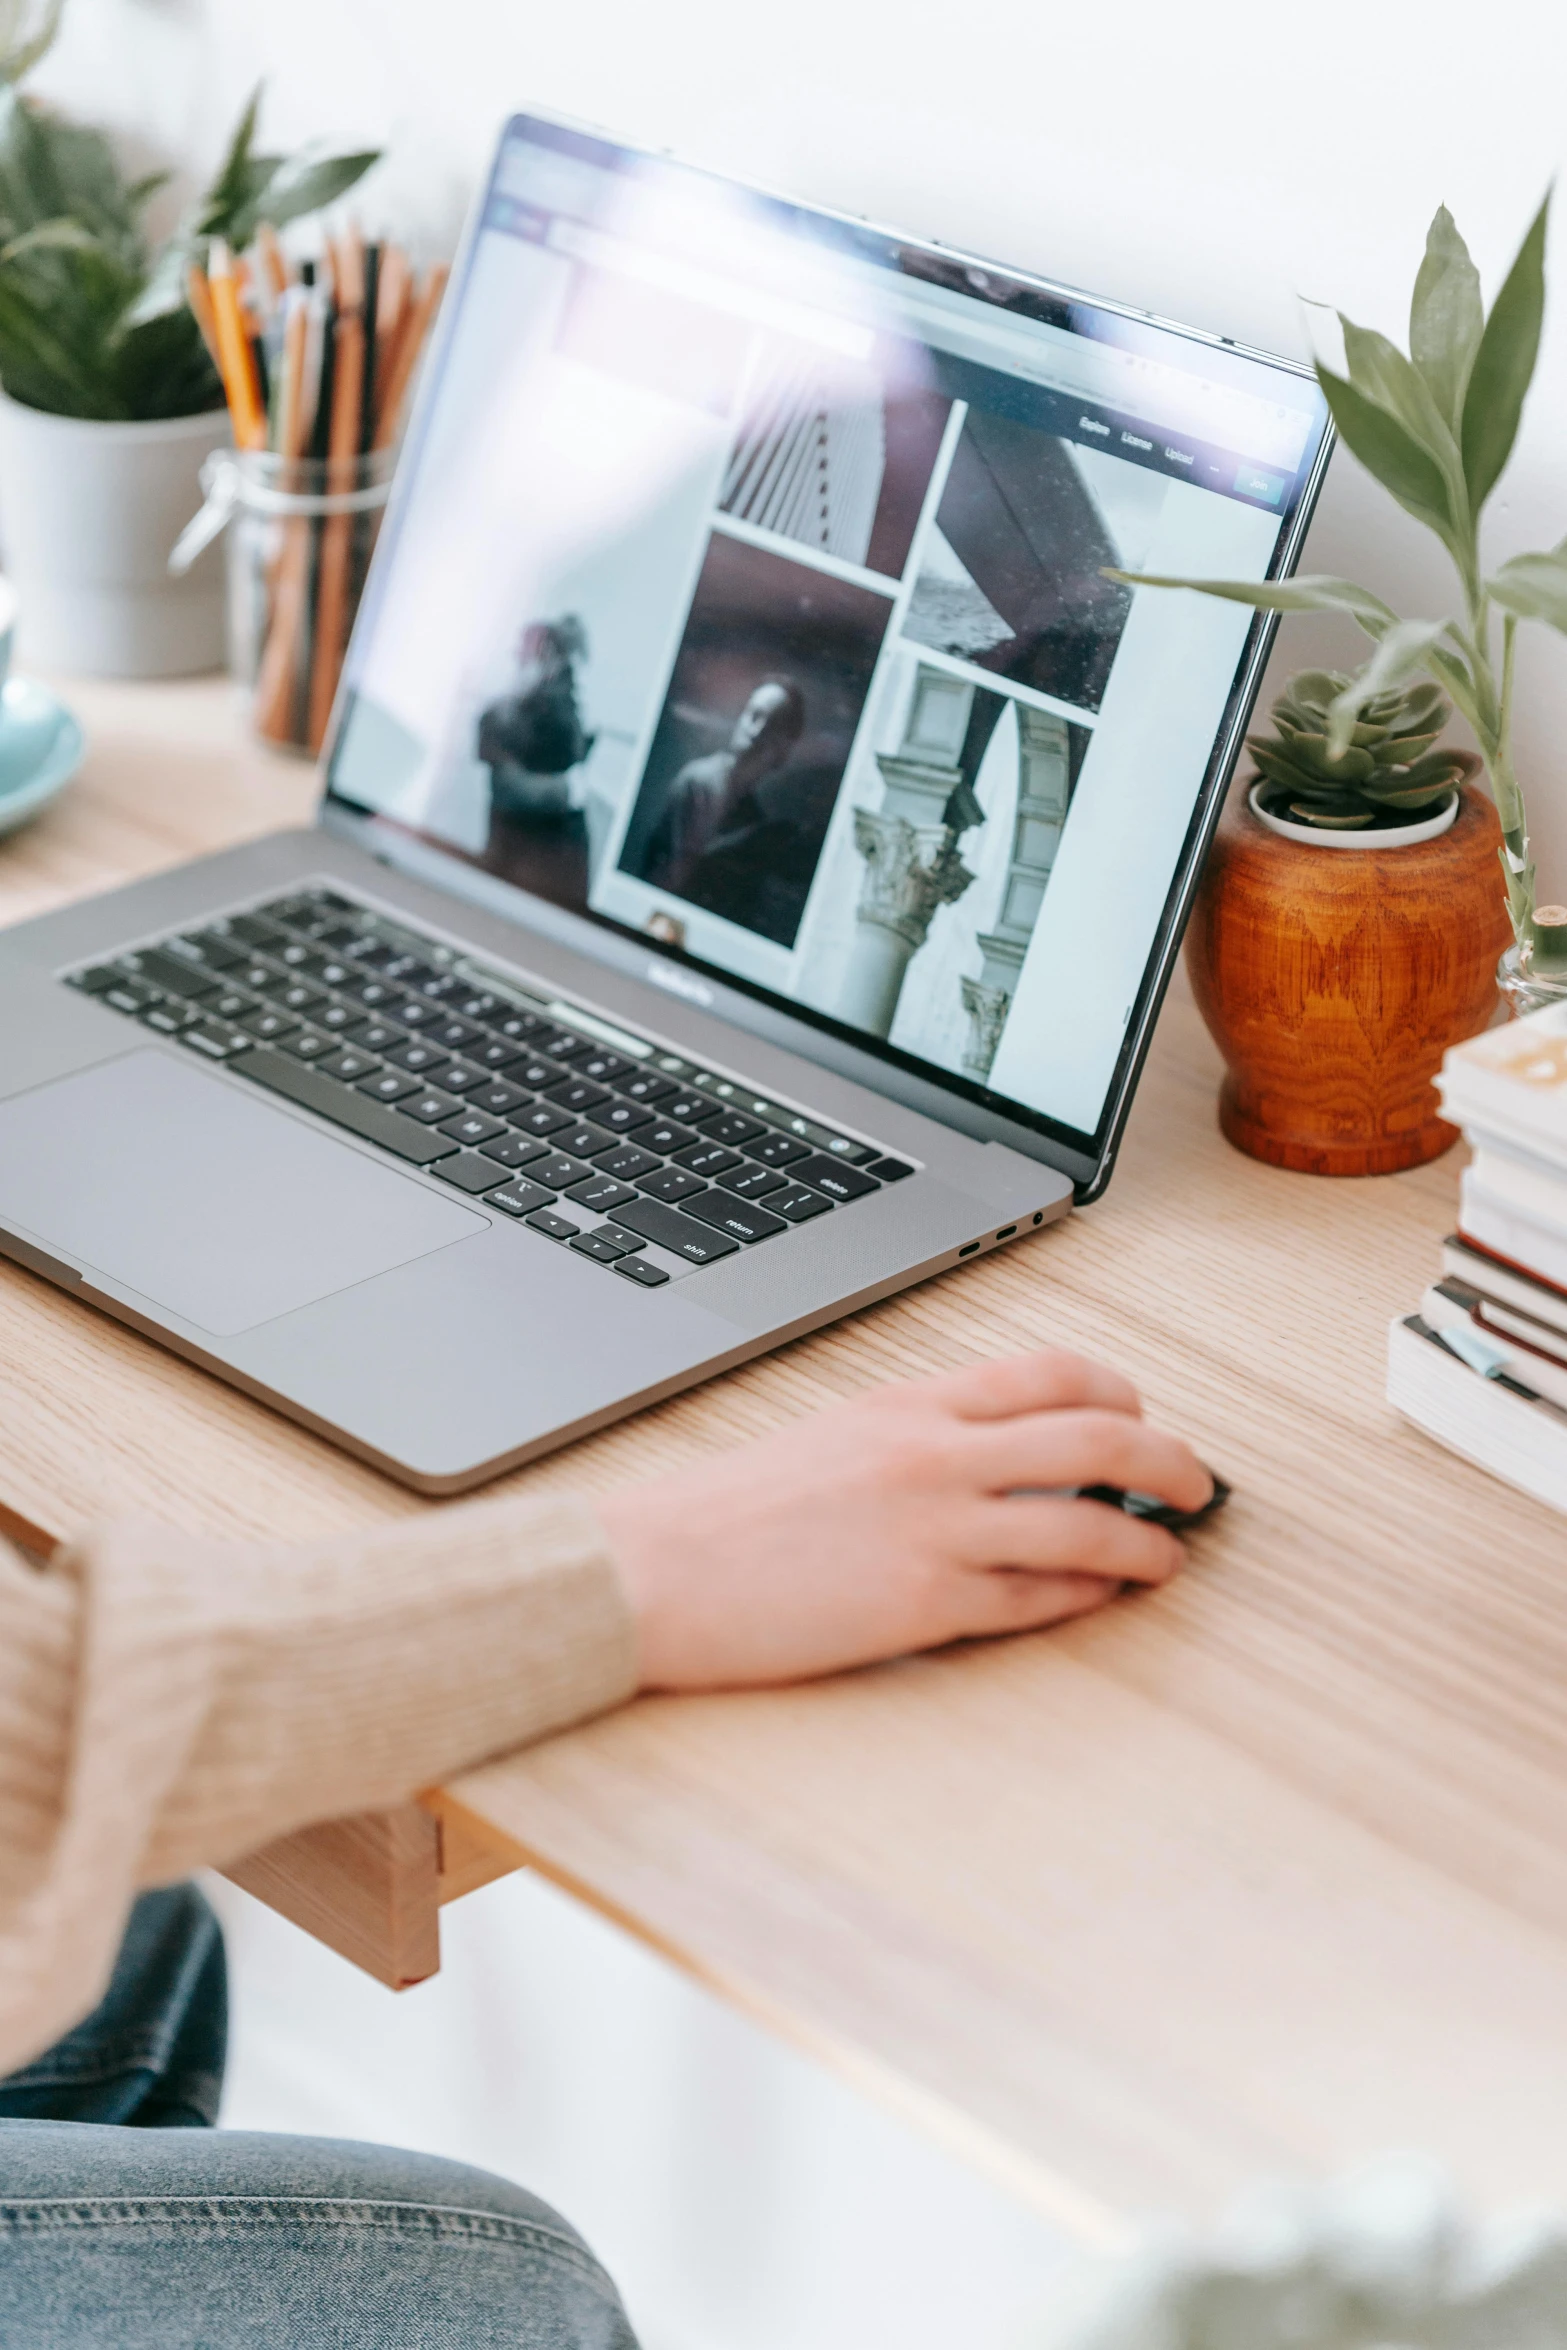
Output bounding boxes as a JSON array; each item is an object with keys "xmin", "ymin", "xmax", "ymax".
[
  {"xmin": 964, "ymin": 1407, "xmax": 1213, "ymax": 1513},
  {"xmin": 966, "ymin": 1493, "xmax": 1187, "ymax": 1584},
  {"xmin": 928, "ymin": 1348, "xmax": 1142, "ymax": 1423},
  {"xmin": 953, "ymin": 1567, "xmax": 1123, "ymax": 1639}
]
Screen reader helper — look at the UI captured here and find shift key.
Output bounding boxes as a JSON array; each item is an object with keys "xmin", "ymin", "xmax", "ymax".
[{"xmin": 607, "ymin": 1196, "xmax": 739, "ymax": 1265}]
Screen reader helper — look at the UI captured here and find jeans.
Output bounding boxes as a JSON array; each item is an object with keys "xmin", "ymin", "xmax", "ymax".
[{"xmin": 0, "ymin": 1889, "xmax": 639, "ymax": 2349}]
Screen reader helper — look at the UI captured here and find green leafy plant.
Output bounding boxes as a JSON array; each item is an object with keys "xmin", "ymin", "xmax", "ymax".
[
  {"xmin": 1112, "ymin": 198, "xmax": 1563, "ymax": 955},
  {"xmin": 0, "ymin": 82, "xmax": 377, "ymax": 420},
  {"xmin": 1249, "ymin": 670, "xmax": 1471, "ymax": 830}
]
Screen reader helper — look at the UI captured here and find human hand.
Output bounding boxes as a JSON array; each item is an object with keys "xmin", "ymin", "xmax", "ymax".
[{"xmin": 599, "ymin": 1348, "xmax": 1213, "ymax": 1691}]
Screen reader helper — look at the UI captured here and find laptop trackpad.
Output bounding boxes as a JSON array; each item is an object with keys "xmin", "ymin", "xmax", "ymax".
[{"xmin": 0, "ymin": 1049, "xmax": 485, "ymax": 1336}]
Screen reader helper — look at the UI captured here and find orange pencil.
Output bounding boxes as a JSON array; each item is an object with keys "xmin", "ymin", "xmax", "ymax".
[
  {"xmin": 185, "ymin": 264, "xmax": 221, "ymax": 370},
  {"xmin": 256, "ymin": 221, "xmax": 290, "ymax": 302},
  {"xmin": 373, "ymin": 261, "xmax": 447, "ymax": 446},
  {"xmin": 206, "ymin": 239, "xmax": 267, "ymax": 451}
]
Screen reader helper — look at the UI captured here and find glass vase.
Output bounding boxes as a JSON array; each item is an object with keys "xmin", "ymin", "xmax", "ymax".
[{"xmin": 1498, "ymin": 943, "xmax": 1567, "ymax": 1020}]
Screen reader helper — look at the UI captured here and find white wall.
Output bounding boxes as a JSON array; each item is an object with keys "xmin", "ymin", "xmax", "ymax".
[{"xmin": 29, "ymin": 0, "xmax": 1567, "ymax": 891}]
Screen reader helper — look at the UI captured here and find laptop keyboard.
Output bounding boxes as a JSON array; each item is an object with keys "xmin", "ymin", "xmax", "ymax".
[{"xmin": 64, "ymin": 887, "xmax": 916, "ymax": 1288}]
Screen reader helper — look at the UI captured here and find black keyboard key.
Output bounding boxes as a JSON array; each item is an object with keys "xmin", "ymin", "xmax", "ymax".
[
  {"xmin": 527, "ymin": 1152, "xmax": 592, "ymax": 1193},
  {"xmin": 73, "ymin": 964, "xmax": 124, "ymax": 994},
  {"xmin": 864, "ymin": 1156, "xmax": 915, "ymax": 1182},
  {"xmin": 205, "ymin": 986, "xmax": 257, "ymax": 1022},
  {"xmin": 558, "ymin": 1122, "xmax": 616, "ymax": 1160},
  {"xmin": 227, "ymin": 913, "xmax": 289, "ymax": 949},
  {"xmin": 402, "ymin": 1087, "xmax": 462, "ymax": 1125},
  {"xmin": 435, "ymin": 1151, "xmax": 509, "ymax": 1193},
  {"xmin": 236, "ymin": 961, "xmax": 280, "ymax": 994},
  {"xmin": 597, "ymin": 1102, "xmax": 655, "ymax": 1138},
  {"xmin": 616, "ymin": 1071, "xmax": 677, "ymax": 1107},
  {"xmin": 675, "ymin": 1140, "xmax": 744, "ymax": 1178},
  {"xmin": 614, "ymin": 1255, "xmax": 670, "ymax": 1289},
  {"xmin": 578, "ymin": 1051, "xmax": 632, "ymax": 1084},
  {"xmin": 637, "ymin": 1166, "xmax": 706, "ymax": 1205},
  {"xmin": 345, "ymin": 974, "xmax": 397, "ymax": 1010},
  {"xmin": 661, "ymin": 1093, "xmax": 711, "ymax": 1125},
  {"xmin": 566, "ymin": 1173, "xmax": 638, "ymax": 1213},
  {"xmin": 538, "ymin": 1029, "xmax": 590, "ymax": 1060},
  {"xmin": 344, "ymin": 1016, "xmax": 406, "ymax": 1054},
  {"xmin": 427, "ymin": 1017, "xmax": 479, "ymax": 1052},
  {"xmin": 274, "ymin": 938, "xmax": 316, "ymax": 967},
  {"xmin": 479, "ymin": 1132, "xmax": 550, "ymax": 1171},
  {"xmin": 472, "ymin": 1037, "xmax": 526, "ymax": 1073},
  {"xmin": 791, "ymin": 1154, "xmax": 879, "ymax": 1202},
  {"xmin": 569, "ymin": 1229, "xmax": 635, "ymax": 1264},
  {"xmin": 439, "ymin": 1108, "xmax": 506, "ymax": 1148},
  {"xmin": 305, "ymin": 956, "xmax": 357, "ymax": 989},
  {"xmin": 687, "ymin": 1190, "xmax": 786, "ymax": 1243},
  {"xmin": 487, "ymin": 1177, "xmax": 560, "ymax": 1217},
  {"xmin": 140, "ymin": 1000, "xmax": 201, "ymax": 1034},
  {"xmin": 318, "ymin": 1046, "xmax": 379, "ymax": 1082},
  {"xmin": 700, "ymin": 1111, "xmax": 767, "ymax": 1148},
  {"xmin": 608, "ymin": 1197, "xmax": 739, "ymax": 1264},
  {"xmin": 511, "ymin": 1055, "xmax": 566, "ymax": 1090},
  {"xmin": 517, "ymin": 1102, "xmax": 572, "ymax": 1138},
  {"xmin": 638, "ymin": 1117, "xmax": 699, "ymax": 1156},
  {"xmin": 241, "ymin": 1004, "xmax": 300, "ymax": 1042},
  {"xmin": 236, "ymin": 1050, "xmax": 458, "ymax": 1163},
  {"xmin": 281, "ymin": 1028, "xmax": 334, "ymax": 1061},
  {"xmin": 545, "ymin": 1078, "xmax": 611, "ymax": 1116},
  {"xmin": 768, "ymin": 1183, "xmax": 833, "ymax": 1222},
  {"xmin": 490, "ymin": 1010, "xmax": 551, "ymax": 1045},
  {"xmin": 598, "ymin": 1142, "xmax": 660, "ymax": 1182},
  {"xmin": 357, "ymin": 1066, "xmax": 418, "ymax": 1104},
  {"xmin": 467, "ymin": 1077, "xmax": 529, "ymax": 1117},
  {"xmin": 388, "ymin": 996, "xmax": 441, "ymax": 1029},
  {"xmin": 452, "ymin": 990, "xmax": 501, "ymax": 1022},
  {"xmin": 316, "ymin": 1000, "xmax": 363, "ymax": 1032},
  {"xmin": 274, "ymin": 980, "xmax": 325, "ymax": 1016},
  {"xmin": 750, "ymin": 1133, "xmax": 812, "ymax": 1169},
  {"xmin": 388, "ymin": 1038, "xmax": 445, "ymax": 1074},
  {"xmin": 178, "ymin": 931, "xmax": 247, "ymax": 972},
  {"xmin": 527, "ymin": 1209, "xmax": 584, "ymax": 1241},
  {"xmin": 129, "ymin": 947, "xmax": 221, "ymax": 1001},
  {"xmin": 103, "ymin": 979, "xmax": 161, "ymax": 1014},
  {"xmin": 179, "ymin": 1019, "xmax": 250, "ymax": 1060},
  {"xmin": 726, "ymin": 1164, "xmax": 786, "ymax": 1199}
]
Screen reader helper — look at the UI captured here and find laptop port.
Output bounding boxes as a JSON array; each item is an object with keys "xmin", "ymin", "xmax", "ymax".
[
  {"xmin": 958, "ymin": 1241, "xmax": 981, "ymax": 1257},
  {"xmin": 996, "ymin": 1225, "xmax": 1016, "ymax": 1240}
]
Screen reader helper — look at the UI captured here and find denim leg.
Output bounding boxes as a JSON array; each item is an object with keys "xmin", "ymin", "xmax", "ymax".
[
  {"xmin": 0, "ymin": 2122, "xmax": 641, "ymax": 2349},
  {"xmin": 0, "ymin": 1885, "xmax": 226, "ymax": 2128}
]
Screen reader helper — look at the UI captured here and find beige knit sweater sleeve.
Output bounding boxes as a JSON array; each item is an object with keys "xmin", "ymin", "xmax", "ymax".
[{"xmin": 0, "ymin": 1493, "xmax": 637, "ymax": 2079}]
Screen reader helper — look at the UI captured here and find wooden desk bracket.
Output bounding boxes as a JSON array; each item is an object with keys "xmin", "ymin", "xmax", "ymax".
[{"xmin": 222, "ymin": 1794, "xmax": 526, "ymax": 1989}]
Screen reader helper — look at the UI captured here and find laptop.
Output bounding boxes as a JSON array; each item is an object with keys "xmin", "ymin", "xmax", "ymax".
[{"xmin": 0, "ymin": 113, "xmax": 1332, "ymax": 1493}]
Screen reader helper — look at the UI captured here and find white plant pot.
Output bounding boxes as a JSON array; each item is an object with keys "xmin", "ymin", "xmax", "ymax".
[
  {"xmin": 0, "ymin": 396, "xmax": 231, "ymax": 678},
  {"xmin": 1248, "ymin": 779, "xmax": 1460, "ymax": 849}
]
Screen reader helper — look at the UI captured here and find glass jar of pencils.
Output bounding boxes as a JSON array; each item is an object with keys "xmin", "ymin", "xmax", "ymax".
[{"xmin": 217, "ymin": 447, "xmax": 396, "ymax": 755}]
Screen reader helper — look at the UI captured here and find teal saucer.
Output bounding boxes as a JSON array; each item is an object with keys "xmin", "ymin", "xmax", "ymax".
[{"xmin": 0, "ymin": 677, "xmax": 86, "ymax": 838}]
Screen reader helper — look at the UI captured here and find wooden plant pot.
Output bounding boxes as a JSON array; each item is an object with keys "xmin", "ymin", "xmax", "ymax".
[{"xmin": 1184, "ymin": 778, "xmax": 1512, "ymax": 1176}]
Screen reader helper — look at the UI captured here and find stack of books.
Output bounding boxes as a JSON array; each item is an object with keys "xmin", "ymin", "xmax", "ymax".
[{"xmin": 1388, "ymin": 1004, "xmax": 1567, "ymax": 1512}]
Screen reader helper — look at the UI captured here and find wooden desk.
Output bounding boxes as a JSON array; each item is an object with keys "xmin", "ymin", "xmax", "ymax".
[{"xmin": 5, "ymin": 678, "xmax": 1566, "ymax": 2242}]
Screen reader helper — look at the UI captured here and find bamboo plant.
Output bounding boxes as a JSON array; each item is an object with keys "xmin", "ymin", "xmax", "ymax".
[{"xmin": 1113, "ymin": 198, "xmax": 1566, "ymax": 963}]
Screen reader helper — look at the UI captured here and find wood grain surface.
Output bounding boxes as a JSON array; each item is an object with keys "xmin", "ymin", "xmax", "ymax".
[
  {"xmin": 3, "ymin": 683, "xmax": 1564, "ymax": 2238},
  {"xmin": 1186, "ymin": 779, "xmax": 1511, "ymax": 1176}
]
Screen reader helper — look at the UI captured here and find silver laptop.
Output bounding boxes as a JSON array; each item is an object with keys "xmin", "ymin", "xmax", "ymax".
[{"xmin": 0, "ymin": 114, "xmax": 1332, "ymax": 1492}]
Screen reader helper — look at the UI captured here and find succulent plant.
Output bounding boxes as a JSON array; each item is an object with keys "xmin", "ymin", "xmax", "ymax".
[{"xmin": 1247, "ymin": 670, "xmax": 1471, "ymax": 830}]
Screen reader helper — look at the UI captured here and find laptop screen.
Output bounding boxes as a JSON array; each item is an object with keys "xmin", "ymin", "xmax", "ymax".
[{"xmin": 327, "ymin": 113, "xmax": 1330, "ymax": 1162}]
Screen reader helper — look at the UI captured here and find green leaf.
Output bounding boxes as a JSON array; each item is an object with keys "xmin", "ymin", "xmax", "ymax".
[
  {"xmin": 1104, "ymin": 570, "xmax": 1400, "ymax": 640},
  {"xmin": 238, "ymin": 147, "xmax": 379, "ymax": 238},
  {"xmin": 1325, "ymin": 620, "xmax": 1453, "ymax": 756},
  {"xmin": 1488, "ymin": 544, "xmax": 1567, "ymax": 634},
  {"xmin": 1409, "ymin": 205, "xmax": 1484, "ymax": 426},
  {"xmin": 1315, "ymin": 363, "xmax": 1456, "ymax": 545},
  {"xmin": 1460, "ymin": 191, "xmax": 1549, "ymax": 515},
  {"xmin": 1339, "ymin": 315, "xmax": 1464, "ymax": 503},
  {"xmin": 200, "ymin": 81, "xmax": 265, "ymax": 231}
]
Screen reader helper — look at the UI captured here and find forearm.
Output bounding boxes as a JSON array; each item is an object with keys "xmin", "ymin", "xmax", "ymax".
[{"xmin": 0, "ymin": 1495, "xmax": 636, "ymax": 2075}]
